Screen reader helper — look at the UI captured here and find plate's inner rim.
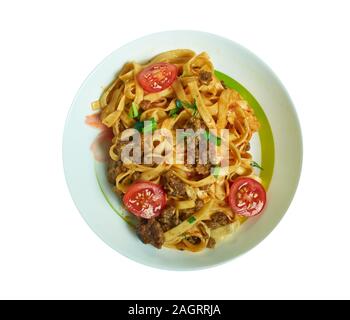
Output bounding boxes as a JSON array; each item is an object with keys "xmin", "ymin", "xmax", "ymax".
[{"xmin": 94, "ymin": 70, "xmax": 275, "ymax": 227}]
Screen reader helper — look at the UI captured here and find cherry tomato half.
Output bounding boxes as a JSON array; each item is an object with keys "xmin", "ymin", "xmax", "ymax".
[
  {"xmin": 228, "ymin": 177, "xmax": 266, "ymax": 217},
  {"xmin": 123, "ymin": 181, "xmax": 167, "ymax": 219},
  {"xmin": 137, "ymin": 62, "xmax": 177, "ymax": 93}
]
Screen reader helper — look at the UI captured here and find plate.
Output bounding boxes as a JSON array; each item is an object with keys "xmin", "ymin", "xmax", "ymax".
[{"xmin": 63, "ymin": 30, "xmax": 302, "ymax": 270}]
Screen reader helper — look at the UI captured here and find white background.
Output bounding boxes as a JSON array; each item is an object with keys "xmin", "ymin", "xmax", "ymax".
[{"xmin": 0, "ymin": 0, "xmax": 349, "ymax": 300}]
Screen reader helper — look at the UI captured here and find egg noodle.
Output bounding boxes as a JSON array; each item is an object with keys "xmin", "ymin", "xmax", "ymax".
[{"xmin": 92, "ymin": 49, "xmax": 261, "ymax": 252}]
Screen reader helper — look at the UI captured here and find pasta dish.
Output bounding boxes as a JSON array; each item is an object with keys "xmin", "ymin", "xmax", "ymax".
[{"xmin": 91, "ymin": 49, "xmax": 266, "ymax": 252}]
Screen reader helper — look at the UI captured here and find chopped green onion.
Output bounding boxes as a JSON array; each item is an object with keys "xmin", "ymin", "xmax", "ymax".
[
  {"xmin": 169, "ymin": 108, "xmax": 180, "ymax": 117},
  {"xmin": 183, "ymin": 99, "xmax": 198, "ymax": 116},
  {"xmin": 175, "ymin": 99, "xmax": 183, "ymax": 109},
  {"xmin": 169, "ymin": 99, "xmax": 183, "ymax": 117},
  {"xmin": 213, "ymin": 166, "xmax": 221, "ymax": 178},
  {"xmin": 128, "ymin": 102, "xmax": 139, "ymax": 119},
  {"xmin": 187, "ymin": 216, "xmax": 196, "ymax": 224},
  {"xmin": 134, "ymin": 118, "xmax": 157, "ymax": 133},
  {"xmin": 170, "ymin": 99, "xmax": 198, "ymax": 117},
  {"xmin": 203, "ymin": 131, "xmax": 221, "ymax": 146},
  {"xmin": 134, "ymin": 121, "xmax": 144, "ymax": 132},
  {"xmin": 143, "ymin": 118, "xmax": 157, "ymax": 133},
  {"xmin": 251, "ymin": 161, "xmax": 264, "ymax": 170}
]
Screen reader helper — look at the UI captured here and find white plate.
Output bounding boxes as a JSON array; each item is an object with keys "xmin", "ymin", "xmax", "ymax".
[{"xmin": 63, "ymin": 30, "xmax": 302, "ymax": 270}]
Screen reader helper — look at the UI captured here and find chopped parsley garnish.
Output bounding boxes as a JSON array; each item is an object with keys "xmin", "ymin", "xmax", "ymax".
[
  {"xmin": 187, "ymin": 216, "xmax": 196, "ymax": 224},
  {"xmin": 251, "ymin": 161, "xmax": 264, "ymax": 170},
  {"xmin": 134, "ymin": 118, "xmax": 157, "ymax": 133},
  {"xmin": 202, "ymin": 131, "xmax": 222, "ymax": 146},
  {"xmin": 170, "ymin": 99, "xmax": 198, "ymax": 117},
  {"xmin": 169, "ymin": 99, "xmax": 184, "ymax": 117},
  {"xmin": 133, "ymin": 120, "xmax": 144, "ymax": 132},
  {"xmin": 182, "ymin": 99, "xmax": 198, "ymax": 116},
  {"xmin": 143, "ymin": 118, "xmax": 157, "ymax": 133},
  {"xmin": 128, "ymin": 102, "xmax": 139, "ymax": 119}
]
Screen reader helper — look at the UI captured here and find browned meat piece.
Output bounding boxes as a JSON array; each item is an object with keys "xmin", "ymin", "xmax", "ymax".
[
  {"xmin": 185, "ymin": 236, "xmax": 201, "ymax": 245},
  {"xmin": 207, "ymin": 237, "xmax": 216, "ymax": 248},
  {"xmin": 161, "ymin": 171, "xmax": 188, "ymax": 199},
  {"xmin": 107, "ymin": 140, "xmax": 128, "ymax": 184},
  {"xmin": 184, "ymin": 118, "xmax": 212, "ymax": 176},
  {"xmin": 199, "ymin": 70, "xmax": 213, "ymax": 85},
  {"xmin": 131, "ymin": 171, "xmax": 141, "ymax": 182},
  {"xmin": 195, "ymin": 199, "xmax": 204, "ymax": 210},
  {"xmin": 107, "ymin": 159, "xmax": 124, "ymax": 184},
  {"xmin": 179, "ymin": 211, "xmax": 190, "ymax": 221},
  {"xmin": 118, "ymin": 121, "xmax": 126, "ymax": 132},
  {"xmin": 205, "ymin": 212, "xmax": 230, "ymax": 229},
  {"xmin": 157, "ymin": 205, "xmax": 179, "ymax": 231},
  {"xmin": 184, "ymin": 117, "xmax": 206, "ymax": 131},
  {"xmin": 220, "ymin": 80, "xmax": 227, "ymax": 89},
  {"xmin": 179, "ymin": 199, "xmax": 204, "ymax": 220},
  {"xmin": 195, "ymin": 164, "xmax": 211, "ymax": 176},
  {"xmin": 139, "ymin": 99, "xmax": 152, "ymax": 110},
  {"xmin": 137, "ymin": 219, "xmax": 164, "ymax": 249},
  {"xmin": 185, "ymin": 163, "xmax": 211, "ymax": 178}
]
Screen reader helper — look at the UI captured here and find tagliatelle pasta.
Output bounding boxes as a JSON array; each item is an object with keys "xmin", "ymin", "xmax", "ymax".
[{"xmin": 92, "ymin": 49, "xmax": 264, "ymax": 252}]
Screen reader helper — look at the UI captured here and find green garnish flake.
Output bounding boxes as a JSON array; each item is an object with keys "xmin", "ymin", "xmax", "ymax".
[
  {"xmin": 183, "ymin": 99, "xmax": 198, "ymax": 116},
  {"xmin": 169, "ymin": 99, "xmax": 183, "ymax": 117},
  {"xmin": 187, "ymin": 216, "xmax": 196, "ymax": 224},
  {"xmin": 170, "ymin": 99, "xmax": 198, "ymax": 117},
  {"xmin": 143, "ymin": 118, "xmax": 157, "ymax": 133},
  {"xmin": 203, "ymin": 131, "xmax": 221, "ymax": 146},
  {"xmin": 251, "ymin": 161, "xmax": 264, "ymax": 170},
  {"xmin": 134, "ymin": 118, "xmax": 157, "ymax": 133},
  {"xmin": 134, "ymin": 121, "xmax": 144, "ymax": 132},
  {"xmin": 175, "ymin": 99, "xmax": 183, "ymax": 110},
  {"xmin": 128, "ymin": 102, "xmax": 139, "ymax": 119},
  {"xmin": 169, "ymin": 108, "xmax": 180, "ymax": 118},
  {"xmin": 213, "ymin": 166, "xmax": 221, "ymax": 178}
]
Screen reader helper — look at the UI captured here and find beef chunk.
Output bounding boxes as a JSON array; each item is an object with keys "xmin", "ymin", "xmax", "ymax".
[
  {"xmin": 131, "ymin": 171, "xmax": 141, "ymax": 182},
  {"xmin": 107, "ymin": 141, "xmax": 128, "ymax": 184},
  {"xmin": 107, "ymin": 159, "xmax": 125, "ymax": 184},
  {"xmin": 199, "ymin": 70, "xmax": 213, "ymax": 85},
  {"xmin": 139, "ymin": 99, "xmax": 152, "ymax": 110},
  {"xmin": 161, "ymin": 171, "xmax": 188, "ymax": 198},
  {"xmin": 183, "ymin": 118, "xmax": 212, "ymax": 176},
  {"xmin": 195, "ymin": 164, "xmax": 211, "ymax": 176},
  {"xmin": 184, "ymin": 117, "xmax": 206, "ymax": 131},
  {"xmin": 179, "ymin": 199, "xmax": 204, "ymax": 220},
  {"xmin": 205, "ymin": 212, "xmax": 230, "ymax": 229},
  {"xmin": 195, "ymin": 199, "xmax": 204, "ymax": 210},
  {"xmin": 107, "ymin": 159, "xmax": 119, "ymax": 184},
  {"xmin": 185, "ymin": 236, "xmax": 201, "ymax": 245},
  {"xmin": 207, "ymin": 237, "xmax": 216, "ymax": 248},
  {"xmin": 157, "ymin": 205, "xmax": 179, "ymax": 231},
  {"xmin": 137, "ymin": 219, "xmax": 164, "ymax": 249}
]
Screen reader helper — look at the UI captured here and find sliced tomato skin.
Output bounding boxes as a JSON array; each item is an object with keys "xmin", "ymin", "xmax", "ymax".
[
  {"xmin": 137, "ymin": 62, "xmax": 177, "ymax": 93},
  {"xmin": 228, "ymin": 177, "xmax": 266, "ymax": 217},
  {"xmin": 123, "ymin": 181, "xmax": 167, "ymax": 219}
]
